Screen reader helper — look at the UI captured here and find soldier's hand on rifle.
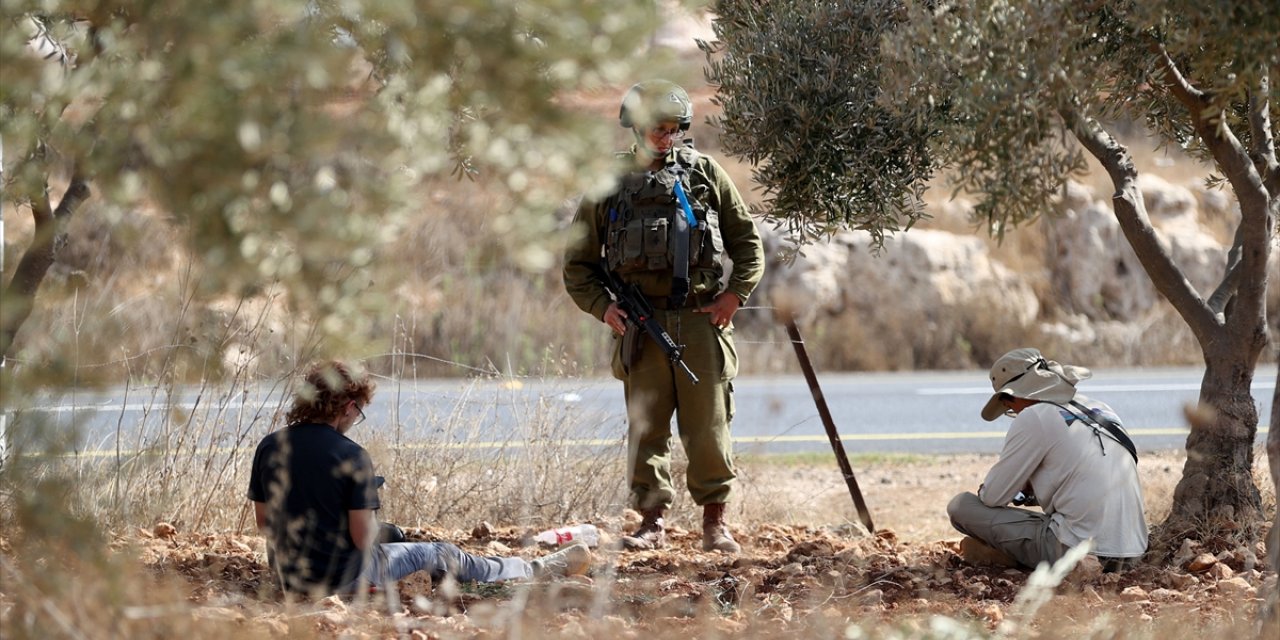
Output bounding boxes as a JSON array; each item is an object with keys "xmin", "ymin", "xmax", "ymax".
[
  {"xmin": 604, "ymin": 302, "xmax": 630, "ymax": 335},
  {"xmin": 697, "ymin": 292, "xmax": 741, "ymax": 330}
]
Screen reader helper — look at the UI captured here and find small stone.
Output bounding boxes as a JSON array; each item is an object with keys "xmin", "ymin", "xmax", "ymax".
[
  {"xmin": 778, "ymin": 562, "xmax": 805, "ymax": 576},
  {"xmin": 318, "ymin": 595, "xmax": 348, "ymax": 613},
  {"xmin": 319, "ymin": 611, "xmax": 345, "ymax": 628},
  {"xmin": 1173, "ymin": 539, "xmax": 1198, "ymax": 565},
  {"xmin": 1215, "ymin": 577, "xmax": 1256, "ymax": 597},
  {"xmin": 1120, "ymin": 586, "xmax": 1148, "ymax": 602},
  {"xmin": 1148, "ymin": 588, "xmax": 1180, "ymax": 602},
  {"xmin": 1160, "ymin": 572, "xmax": 1198, "ymax": 590},
  {"xmin": 1207, "ymin": 562, "xmax": 1234, "ymax": 580},
  {"xmin": 1185, "ymin": 553, "xmax": 1218, "ymax": 573},
  {"xmin": 1064, "ymin": 554, "xmax": 1103, "ymax": 586},
  {"xmin": 980, "ymin": 604, "xmax": 1003, "ymax": 624},
  {"xmin": 471, "ymin": 521, "xmax": 493, "ymax": 539},
  {"xmin": 856, "ymin": 588, "xmax": 883, "ymax": 604},
  {"xmin": 153, "ymin": 522, "xmax": 177, "ymax": 540}
]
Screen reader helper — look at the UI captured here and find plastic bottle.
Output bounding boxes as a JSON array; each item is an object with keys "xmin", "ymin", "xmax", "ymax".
[{"xmin": 533, "ymin": 523, "xmax": 600, "ymax": 547}]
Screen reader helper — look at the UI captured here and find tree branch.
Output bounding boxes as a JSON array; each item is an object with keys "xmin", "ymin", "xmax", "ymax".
[
  {"xmin": 0, "ymin": 175, "xmax": 91, "ymax": 359},
  {"xmin": 1254, "ymin": 74, "xmax": 1280, "ymax": 197},
  {"xmin": 1244, "ymin": 73, "xmax": 1274, "ymax": 170},
  {"xmin": 1205, "ymin": 224, "xmax": 1243, "ymax": 316},
  {"xmin": 1059, "ymin": 107, "xmax": 1219, "ymax": 343},
  {"xmin": 1152, "ymin": 41, "xmax": 1272, "ymax": 341},
  {"xmin": 1247, "ymin": 74, "xmax": 1279, "ymax": 195}
]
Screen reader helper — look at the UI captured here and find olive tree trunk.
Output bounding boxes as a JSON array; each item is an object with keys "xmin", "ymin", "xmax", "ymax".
[
  {"xmin": 1064, "ymin": 87, "xmax": 1272, "ymax": 545},
  {"xmin": 1170, "ymin": 357, "xmax": 1265, "ymax": 528}
]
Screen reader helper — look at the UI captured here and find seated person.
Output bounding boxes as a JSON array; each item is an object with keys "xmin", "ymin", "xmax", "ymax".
[
  {"xmin": 247, "ymin": 360, "xmax": 590, "ymax": 596},
  {"xmin": 948, "ymin": 348, "xmax": 1148, "ymax": 572}
]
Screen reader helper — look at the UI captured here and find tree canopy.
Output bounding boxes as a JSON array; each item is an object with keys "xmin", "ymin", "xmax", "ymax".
[{"xmin": 1, "ymin": 0, "xmax": 664, "ymax": 361}]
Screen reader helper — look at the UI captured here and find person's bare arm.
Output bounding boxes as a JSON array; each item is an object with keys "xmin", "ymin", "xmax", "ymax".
[{"xmin": 348, "ymin": 509, "xmax": 378, "ymax": 551}]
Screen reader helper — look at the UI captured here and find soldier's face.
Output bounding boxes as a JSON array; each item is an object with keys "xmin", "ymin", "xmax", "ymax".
[{"xmin": 642, "ymin": 120, "xmax": 683, "ymax": 156}]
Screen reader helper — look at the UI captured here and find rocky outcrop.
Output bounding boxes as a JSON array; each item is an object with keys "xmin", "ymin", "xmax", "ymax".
[
  {"xmin": 753, "ymin": 176, "xmax": 1275, "ymax": 365},
  {"xmin": 1048, "ymin": 176, "xmax": 1229, "ymax": 321},
  {"xmin": 763, "ymin": 228, "xmax": 1038, "ymax": 330}
]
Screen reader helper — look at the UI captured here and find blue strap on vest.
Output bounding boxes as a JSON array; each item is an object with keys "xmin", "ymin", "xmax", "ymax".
[{"xmin": 673, "ymin": 181, "xmax": 697, "ymax": 227}]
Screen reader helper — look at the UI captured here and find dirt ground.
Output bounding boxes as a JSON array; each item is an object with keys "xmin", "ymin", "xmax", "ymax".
[{"xmin": 91, "ymin": 450, "xmax": 1279, "ymax": 639}]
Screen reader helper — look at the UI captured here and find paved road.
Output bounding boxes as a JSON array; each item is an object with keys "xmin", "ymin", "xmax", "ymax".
[{"xmin": 10, "ymin": 367, "xmax": 1275, "ymax": 456}]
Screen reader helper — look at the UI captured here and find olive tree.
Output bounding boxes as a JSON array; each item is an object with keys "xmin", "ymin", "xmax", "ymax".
[
  {"xmin": 708, "ymin": 0, "xmax": 1277, "ymax": 543},
  {"xmin": 0, "ymin": 0, "xmax": 658, "ymax": 364}
]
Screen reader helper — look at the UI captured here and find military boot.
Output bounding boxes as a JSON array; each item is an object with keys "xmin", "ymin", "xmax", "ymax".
[
  {"xmin": 701, "ymin": 503, "xmax": 741, "ymax": 553},
  {"xmin": 622, "ymin": 507, "xmax": 666, "ymax": 550}
]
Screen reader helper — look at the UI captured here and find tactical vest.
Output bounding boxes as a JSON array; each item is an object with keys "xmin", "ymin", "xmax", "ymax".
[{"xmin": 604, "ymin": 143, "xmax": 725, "ymax": 278}]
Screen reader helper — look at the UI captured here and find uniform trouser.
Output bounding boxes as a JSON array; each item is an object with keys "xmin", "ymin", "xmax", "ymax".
[
  {"xmin": 946, "ymin": 492, "xmax": 1066, "ymax": 569},
  {"xmin": 615, "ymin": 306, "xmax": 738, "ymax": 510}
]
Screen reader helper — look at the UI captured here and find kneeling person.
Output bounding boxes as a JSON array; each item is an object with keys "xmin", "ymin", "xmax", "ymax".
[
  {"xmin": 247, "ymin": 360, "xmax": 591, "ymax": 596},
  {"xmin": 947, "ymin": 348, "xmax": 1148, "ymax": 572}
]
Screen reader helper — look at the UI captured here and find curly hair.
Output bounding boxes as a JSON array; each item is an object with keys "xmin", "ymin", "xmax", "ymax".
[{"xmin": 284, "ymin": 360, "xmax": 376, "ymax": 426}]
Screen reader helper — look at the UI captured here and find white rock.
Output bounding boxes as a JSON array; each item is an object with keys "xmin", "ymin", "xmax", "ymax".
[
  {"xmin": 1215, "ymin": 577, "xmax": 1256, "ymax": 597},
  {"xmin": 762, "ymin": 228, "xmax": 1038, "ymax": 329}
]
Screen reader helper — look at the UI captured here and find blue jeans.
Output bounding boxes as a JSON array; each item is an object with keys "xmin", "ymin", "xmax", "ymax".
[{"xmin": 364, "ymin": 542, "xmax": 531, "ymax": 586}]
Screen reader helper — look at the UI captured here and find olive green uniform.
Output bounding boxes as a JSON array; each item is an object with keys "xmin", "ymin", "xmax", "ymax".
[{"xmin": 563, "ymin": 146, "xmax": 764, "ymax": 510}]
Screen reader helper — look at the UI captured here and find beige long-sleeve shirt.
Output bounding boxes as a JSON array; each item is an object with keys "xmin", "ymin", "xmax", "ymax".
[{"xmin": 979, "ymin": 397, "xmax": 1148, "ymax": 557}]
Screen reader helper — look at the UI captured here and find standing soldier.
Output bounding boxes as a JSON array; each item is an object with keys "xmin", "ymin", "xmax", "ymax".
[{"xmin": 563, "ymin": 80, "xmax": 765, "ymax": 552}]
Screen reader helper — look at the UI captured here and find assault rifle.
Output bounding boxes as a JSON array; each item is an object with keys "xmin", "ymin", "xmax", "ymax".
[{"xmin": 602, "ymin": 268, "xmax": 699, "ymax": 384}]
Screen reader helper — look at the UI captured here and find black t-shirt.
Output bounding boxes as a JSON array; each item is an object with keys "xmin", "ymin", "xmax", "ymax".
[{"xmin": 246, "ymin": 423, "xmax": 380, "ymax": 593}]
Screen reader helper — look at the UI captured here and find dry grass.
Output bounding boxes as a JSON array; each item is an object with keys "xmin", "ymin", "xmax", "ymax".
[{"xmin": 2, "ymin": 353, "xmax": 1276, "ymax": 639}]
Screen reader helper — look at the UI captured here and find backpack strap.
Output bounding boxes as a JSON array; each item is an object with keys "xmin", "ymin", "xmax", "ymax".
[{"xmin": 1057, "ymin": 400, "xmax": 1139, "ymax": 464}]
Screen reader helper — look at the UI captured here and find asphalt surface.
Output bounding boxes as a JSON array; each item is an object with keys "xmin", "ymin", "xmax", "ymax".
[{"xmin": 8, "ymin": 367, "xmax": 1275, "ymax": 457}]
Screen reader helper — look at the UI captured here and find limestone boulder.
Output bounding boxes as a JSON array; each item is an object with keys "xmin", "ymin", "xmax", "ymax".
[
  {"xmin": 761, "ymin": 228, "xmax": 1039, "ymax": 329},
  {"xmin": 1047, "ymin": 176, "xmax": 1228, "ymax": 321}
]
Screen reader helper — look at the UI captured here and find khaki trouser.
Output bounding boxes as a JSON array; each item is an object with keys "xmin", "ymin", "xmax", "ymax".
[
  {"xmin": 614, "ymin": 306, "xmax": 738, "ymax": 510},
  {"xmin": 947, "ymin": 492, "xmax": 1066, "ymax": 569}
]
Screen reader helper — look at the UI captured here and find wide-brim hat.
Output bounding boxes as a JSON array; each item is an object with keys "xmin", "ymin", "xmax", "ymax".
[{"xmin": 980, "ymin": 348, "xmax": 1092, "ymax": 421}]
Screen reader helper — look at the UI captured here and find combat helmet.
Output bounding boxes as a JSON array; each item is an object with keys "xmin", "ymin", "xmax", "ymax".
[{"xmin": 619, "ymin": 80, "xmax": 693, "ymax": 130}]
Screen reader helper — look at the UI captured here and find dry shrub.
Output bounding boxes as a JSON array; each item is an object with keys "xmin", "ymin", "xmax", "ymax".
[{"xmin": 362, "ymin": 377, "xmax": 631, "ymax": 530}]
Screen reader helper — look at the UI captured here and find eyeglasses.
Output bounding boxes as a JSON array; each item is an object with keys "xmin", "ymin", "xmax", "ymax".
[
  {"xmin": 354, "ymin": 404, "xmax": 366, "ymax": 426},
  {"xmin": 647, "ymin": 125, "xmax": 684, "ymax": 141}
]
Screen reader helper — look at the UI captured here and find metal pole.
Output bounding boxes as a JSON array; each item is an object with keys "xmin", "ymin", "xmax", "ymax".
[{"xmin": 784, "ymin": 314, "xmax": 875, "ymax": 533}]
